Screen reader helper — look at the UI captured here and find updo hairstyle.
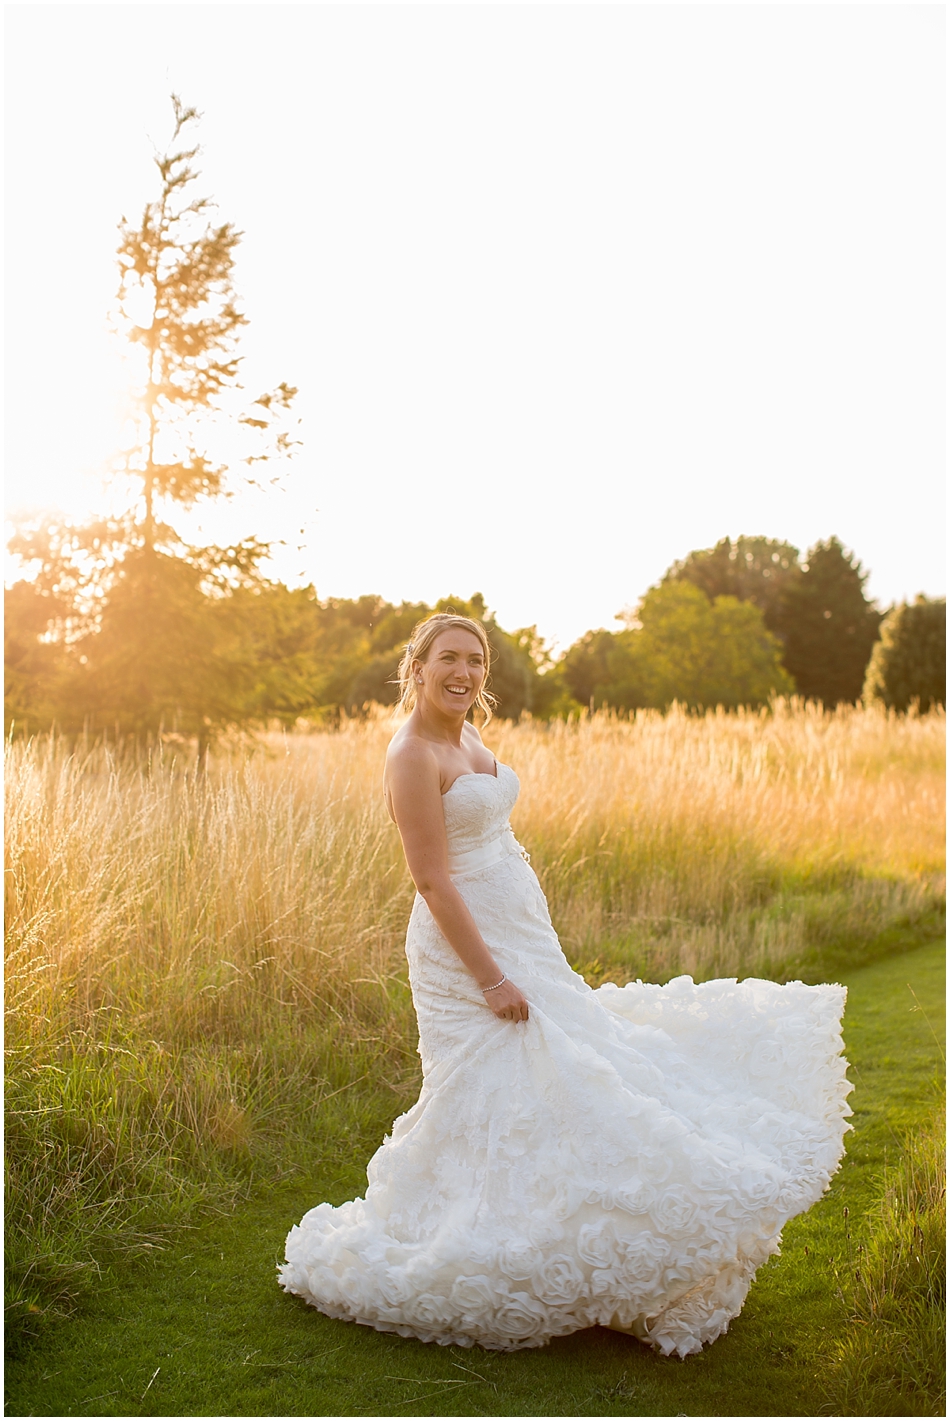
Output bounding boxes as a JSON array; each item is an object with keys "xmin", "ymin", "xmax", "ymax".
[{"xmin": 395, "ymin": 613, "xmax": 496, "ymax": 722}]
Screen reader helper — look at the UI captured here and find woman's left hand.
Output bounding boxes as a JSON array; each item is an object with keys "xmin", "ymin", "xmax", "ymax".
[{"xmin": 483, "ymin": 978, "xmax": 529, "ymax": 1023}]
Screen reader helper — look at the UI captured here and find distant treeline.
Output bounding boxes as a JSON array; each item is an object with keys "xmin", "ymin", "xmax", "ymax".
[
  {"xmin": 5, "ymin": 533, "xmax": 944, "ymax": 746},
  {"xmin": 9, "ymin": 103, "xmax": 943, "ymax": 748}
]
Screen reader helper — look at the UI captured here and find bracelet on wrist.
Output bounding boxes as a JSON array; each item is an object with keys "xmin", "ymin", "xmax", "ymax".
[{"xmin": 482, "ymin": 974, "xmax": 507, "ymax": 993}]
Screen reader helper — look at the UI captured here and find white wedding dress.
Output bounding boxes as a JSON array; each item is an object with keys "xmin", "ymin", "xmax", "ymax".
[{"xmin": 280, "ymin": 763, "xmax": 852, "ymax": 1357}]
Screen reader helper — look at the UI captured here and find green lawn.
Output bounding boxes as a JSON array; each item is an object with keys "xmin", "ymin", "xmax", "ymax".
[{"xmin": 7, "ymin": 940, "xmax": 944, "ymax": 1419}]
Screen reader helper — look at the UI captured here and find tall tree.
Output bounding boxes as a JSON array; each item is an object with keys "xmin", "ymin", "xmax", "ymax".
[
  {"xmin": 562, "ymin": 582, "xmax": 792, "ymax": 713},
  {"xmin": 6, "ymin": 97, "xmax": 299, "ymax": 745},
  {"xmin": 864, "ymin": 597, "xmax": 946, "ymax": 713},
  {"xmin": 116, "ymin": 94, "xmax": 297, "ymax": 551},
  {"xmin": 562, "ymin": 629, "xmax": 625, "ymax": 709},
  {"xmin": 662, "ymin": 536, "xmax": 800, "ymax": 636},
  {"xmin": 778, "ymin": 537, "xmax": 882, "ymax": 705}
]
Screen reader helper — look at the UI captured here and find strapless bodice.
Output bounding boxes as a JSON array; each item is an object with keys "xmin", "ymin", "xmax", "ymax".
[{"xmin": 441, "ymin": 761, "xmax": 521, "ymax": 871}]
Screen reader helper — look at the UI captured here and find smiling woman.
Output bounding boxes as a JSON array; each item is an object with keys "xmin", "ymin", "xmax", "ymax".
[
  {"xmin": 395, "ymin": 613, "xmax": 497, "ymax": 730},
  {"xmin": 380, "ymin": 615, "xmax": 528, "ymax": 1023},
  {"xmin": 279, "ymin": 611, "xmax": 853, "ymax": 1357}
]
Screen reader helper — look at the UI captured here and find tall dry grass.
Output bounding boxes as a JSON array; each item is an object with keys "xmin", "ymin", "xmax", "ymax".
[
  {"xmin": 5, "ymin": 702, "xmax": 945, "ymax": 1330},
  {"xmin": 490, "ymin": 700, "xmax": 944, "ymax": 980}
]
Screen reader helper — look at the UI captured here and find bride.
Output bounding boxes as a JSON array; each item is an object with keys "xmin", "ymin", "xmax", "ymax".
[{"xmin": 280, "ymin": 612, "xmax": 852, "ymax": 1357}]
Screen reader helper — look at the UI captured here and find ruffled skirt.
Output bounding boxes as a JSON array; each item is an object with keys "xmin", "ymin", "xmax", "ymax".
[{"xmin": 280, "ymin": 856, "xmax": 851, "ymax": 1356}]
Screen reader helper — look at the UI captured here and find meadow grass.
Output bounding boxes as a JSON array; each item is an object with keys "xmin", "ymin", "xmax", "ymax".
[
  {"xmin": 5, "ymin": 702, "xmax": 945, "ymax": 1372},
  {"xmin": 825, "ymin": 1098, "xmax": 945, "ymax": 1415},
  {"xmin": 5, "ymin": 939, "xmax": 944, "ymax": 1417}
]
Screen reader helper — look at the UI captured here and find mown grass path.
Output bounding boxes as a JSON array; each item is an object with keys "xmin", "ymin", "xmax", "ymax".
[{"xmin": 8, "ymin": 940, "xmax": 944, "ymax": 1419}]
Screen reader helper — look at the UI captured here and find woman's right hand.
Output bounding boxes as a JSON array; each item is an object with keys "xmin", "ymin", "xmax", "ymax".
[{"xmin": 482, "ymin": 978, "xmax": 529, "ymax": 1023}]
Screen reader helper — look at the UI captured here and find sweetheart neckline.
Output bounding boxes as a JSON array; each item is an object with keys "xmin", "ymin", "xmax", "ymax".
[{"xmin": 442, "ymin": 761, "xmax": 505, "ymax": 797}]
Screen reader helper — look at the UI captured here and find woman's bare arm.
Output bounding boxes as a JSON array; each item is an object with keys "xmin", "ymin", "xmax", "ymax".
[{"xmin": 387, "ymin": 742, "xmax": 528, "ymax": 1022}]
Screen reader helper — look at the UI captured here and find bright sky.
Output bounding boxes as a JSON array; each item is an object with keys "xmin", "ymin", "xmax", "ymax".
[{"xmin": 5, "ymin": 3, "xmax": 945, "ymax": 650}]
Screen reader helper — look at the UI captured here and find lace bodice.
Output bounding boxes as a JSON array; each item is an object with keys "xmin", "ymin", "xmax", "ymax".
[{"xmin": 441, "ymin": 762, "xmax": 520, "ymax": 858}]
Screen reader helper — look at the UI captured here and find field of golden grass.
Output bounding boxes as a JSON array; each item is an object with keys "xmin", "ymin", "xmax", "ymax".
[{"xmin": 5, "ymin": 702, "xmax": 945, "ymax": 1332}]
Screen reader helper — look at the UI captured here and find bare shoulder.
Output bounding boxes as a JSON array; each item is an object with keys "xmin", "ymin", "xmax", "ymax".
[
  {"xmin": 383, "ymin": 728, "xmax": 443, "ymax": 827},
  {"xmin": 461, "ymin": 720, "xmax": 486, "ymax": 748},
  {"xmin": 385, "ymin": 727, "xmax": 440, "ymax": 786}
]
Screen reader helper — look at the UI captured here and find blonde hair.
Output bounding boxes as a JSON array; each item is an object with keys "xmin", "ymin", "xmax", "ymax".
[{"xmin": 396, "ymin": 613, "xmax": 496, "ymax": 722}]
